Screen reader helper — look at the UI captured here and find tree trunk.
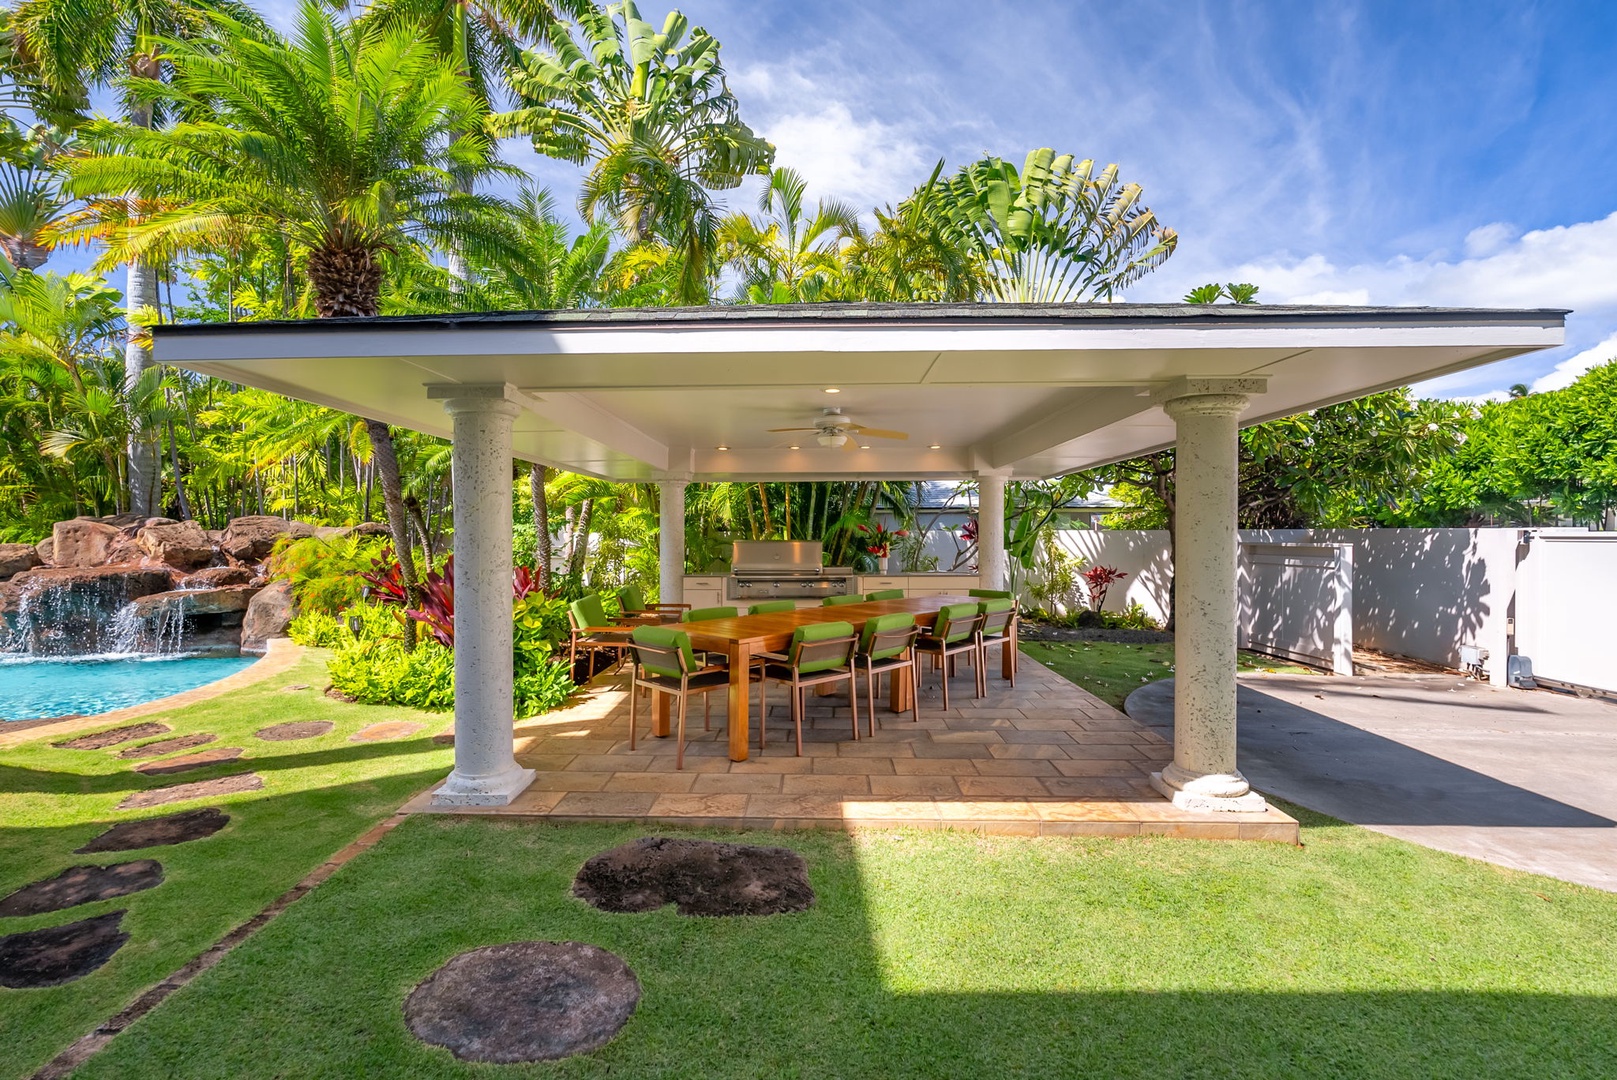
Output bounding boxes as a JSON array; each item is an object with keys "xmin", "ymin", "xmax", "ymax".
[
  {"xmin": 124, "ymin": 86, "xmax": 161, "ymax": 517},
  {"xmin": 530, "ymin": 463, "xmax": 552, "ymax": 591},
  {"xmin": 167, "ymin": 417, "xmax": 192, "ymax": 521},
  {"xmin": 366, "ymin": 417, "xmax": 421, "ymax": 650},
  {"xmin": 569, "ymin": 498, "xmax": 594, "ymax": 582},
  {"xmin": 307, "ymin": 247, "xmax": 384, "ymax": 318}
]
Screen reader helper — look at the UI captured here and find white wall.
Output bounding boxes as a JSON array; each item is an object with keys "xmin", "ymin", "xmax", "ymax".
[{"xmin": 1237, "ymin": 542, "xmax": 1355, "ymax": 675}]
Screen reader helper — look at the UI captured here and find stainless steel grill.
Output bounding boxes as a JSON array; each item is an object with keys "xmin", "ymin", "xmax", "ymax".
[{"xmin": 727, "ymin": 540, "xmax": 857, "ymax": 602}]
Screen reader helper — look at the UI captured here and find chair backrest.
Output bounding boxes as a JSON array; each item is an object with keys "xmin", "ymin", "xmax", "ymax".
[
  {"xmin": 748, "ymin": 600, "xmax": 797, "ymax": 615},
  {"xmin": 866, "ymin": 589, "xmax": 905, "ymax": 601},
  {"xmin": 932, "ymin": 602, "xmax": 982, "ymax": 644},
  {"xmin": 618, "ymin": 583, "xmax": 647, "ymax": 613},
  {"xmin": 789, "ymin": 620, "xmax": 857, "ymax": 674},
  {"xmin": 823, "ymin": 593, "xmax": 864, "ymax": 607},
  {"xmin": 969, "ymin": 588, "xmax": 1013, "ymax": 599},
  {"xmin": 682, "ymin": 605, "xmax": 739, "ymax": 622},
  {"xmin": 569, "ymin": 593, "xmax": 610, "ymax": 631},
  {"xmin": 978, "ymin": 597, "xmax": 1015, "ymax": 639},
  {"xmin": 630, "ymin": 624, "xmax": 695, "ymax": 679},
  {"xmin": 860, "ymin": 611, "xmax": 919, "ymax": 661}
]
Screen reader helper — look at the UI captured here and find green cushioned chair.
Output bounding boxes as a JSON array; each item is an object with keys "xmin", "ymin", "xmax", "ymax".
[
  {"xmin": 566, "ymin": 593, "xmax": 634, "ymax": 675},
  {"xmin": 976, "ymin": 597, "xmax": 1017, "ymax": 688},
  {"xmin": 968, "ymin": 588, "xmax": 1013, "ymax": 599},
  {"xmin": 626, "ymin": 625, "xmax": 729, "ymax": 769},
  {"xmin": 617, "ymin": 582, "xmax": 690, "ymax": 622},
  {"xmin": 682, "ymin": 606, "xmax": 739, "ymax": 622},
  {"xmin": 755, "ymin": 620, "xmax": 860, "ymax": 755},
  {"xmin": 823, "ymin": 593, "xmax": 865, "ymax": 606},
  {"xmin": 866, "ymin": 589, "xmax": 905, "ymax": 601},
  {"xmin": 914, "ymin": 602, "xmax": 986, "ymax": 709},
  {"xmin": 856, "ymin": 612, "xmax": 921, "ymax": 733},
  {"xmin": 748, "ymin": 600, "xmax": 797, "ymax": 615}
]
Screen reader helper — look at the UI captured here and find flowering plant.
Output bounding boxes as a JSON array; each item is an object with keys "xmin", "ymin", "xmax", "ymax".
[
  {"xmin": 855, "ymin": 521, "xmax": 908, "ymax": 557},
  {"xmin": 1081, "ymin": 564, "xmax": 1128, "ymax": 612}
]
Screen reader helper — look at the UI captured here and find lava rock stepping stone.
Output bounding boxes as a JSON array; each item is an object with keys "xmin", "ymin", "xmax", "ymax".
[
  {"xmin": 76, "ymin": 808, "xmax": 229, "ymax": 853},
  {"xmin": 573, "ymin": 837, "xmax": 815, "ymax": 917},
  {"xmin": 404, "ymin": 941, "xmax": 639, "ymax": 1063},
  {"xmin": 134, "ymin": 747, "xmax": 244, "ymax": 776},
  {"xmin": 55, "ymin": 722, "xmax": 170, "ymax": 751},
  {"xmin": 0, "ymin": 861, "xmax": 163, "ymax": 917},
  {"xmin": 255, "ymin": 720, "xmax": 334, "ymax": 741},
  {"xmin": 0, "ymin": 911, "xmax": 129, "ymax": 988},
  {"xmin": 117, "ymin": 773, "xmax": 263, "ymax": 811},
  {"xmin": 350, "ymin": 721, "xmax": 424, "ymax": 742},
  {"xmin": 117, "ymin": 732, "xmax": 217, "ymax": 759}
]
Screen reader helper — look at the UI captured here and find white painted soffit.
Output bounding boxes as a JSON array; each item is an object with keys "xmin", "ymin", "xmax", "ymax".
[{"xmin": 153, "ymin": 304, "xmax": 1565, "ymax": 481}]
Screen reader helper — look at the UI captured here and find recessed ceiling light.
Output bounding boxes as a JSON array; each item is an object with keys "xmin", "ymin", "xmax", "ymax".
[
  {"xmin": 929, "ymin": 443, "xmax": 941, "ymax": 450},
  {"xmin": 823, "ymin": 387, "xmax": 841, "ymax": 394},
  {"xmin": 716, "ymin": 445, "xmax": 729, "ymax": 451},
  {"xmin": 860, "ymin": 444, "xmax": 871, "ymax": 450},
  {"xmin": 788, "ymin": 445, "xmax": 799, "ymax": 450}
]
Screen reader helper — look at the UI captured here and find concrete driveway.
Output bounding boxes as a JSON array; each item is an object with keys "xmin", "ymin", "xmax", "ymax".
[{"xmin": 1126, "ymin": 674, "xmax": 1617, "ymax": 891}]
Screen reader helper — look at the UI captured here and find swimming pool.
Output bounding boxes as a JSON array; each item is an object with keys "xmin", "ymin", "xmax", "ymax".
[{"xmin": 0, "ymin": 655, "xmax": 257, "ymax": 721}]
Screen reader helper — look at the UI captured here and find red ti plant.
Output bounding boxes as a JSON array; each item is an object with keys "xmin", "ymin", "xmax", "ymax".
[
  {"xmin": 362, "ymin": 551, "xmax": 537, "ymax": 648},
  {"xmin": 856, "ymin": 521, "xmax": 908, "ymax": 557},
  {"xmin": 1081, "ymin": 565, "xmax": 1128, "ymax": 612}
]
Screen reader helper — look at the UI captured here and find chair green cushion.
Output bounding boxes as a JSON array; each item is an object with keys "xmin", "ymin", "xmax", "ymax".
[
  {"xmin": 748, "ymin": 600, "xmax": 797, "ymax": 615},
  {"xmin": 933, "ymin": 602, "xmax": 979, "ymax": 643},
  {"xmin": 632, "ymin": 624, "xmax": 695, "ymax": 679},
  {"xmin": 570, "ymin": 593, "xmax": 610, "ymax": 630},
  {"xmin": 969, "ymin": 588, "xmax": 1013, "ymax": 599},
  {"xmin": 860, "ymin": 611, "xmax": 916, "ymax": 661},
  {"xmin": 792, "ymin": 620, "xmax": 856, "ymax": 674},
  {"xmin": 682, "ymin": 605, "xmax": 738, "ymax": 622},
  {"xmin": 618, "ymin": 583, "xmax": 646, "ymax": 612},
  {"xmin": 823, "ymin": 594, "xmax": 864, "ymax": 606},
  {"xmin": 866, "ymin": 589, "xmax": 905, "ymax": 601},
  {"xmin": 978, "ymin": 596, "xmax": 1015, "ymax": 639}
]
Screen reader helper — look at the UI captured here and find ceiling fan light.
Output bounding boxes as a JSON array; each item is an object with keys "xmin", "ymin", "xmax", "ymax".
[{"xmin": 817, "ymin": 432, "xmax": 847, "ymax": 448}]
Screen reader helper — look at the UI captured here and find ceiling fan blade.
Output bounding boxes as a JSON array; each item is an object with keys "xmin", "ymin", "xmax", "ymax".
[
  {"xmin": 851, "ymin": 427, "xmax": 909, "ymax": 440},
  {"xmin": 844, "ymin": 437, "xmax": 861, "ymax": 452},
  {"xmin": 766, "ymin": 427, "xmax": 819, "ymax": 432}
]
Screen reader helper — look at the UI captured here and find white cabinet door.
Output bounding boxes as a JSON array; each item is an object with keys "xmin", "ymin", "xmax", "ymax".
[
  {"xmin": 682, "ymin": 578, "xmax": 725, "ymax": 610},
  {"xmin": 859, "ymin": 576, "xmax": 908, "ymax": 593}
]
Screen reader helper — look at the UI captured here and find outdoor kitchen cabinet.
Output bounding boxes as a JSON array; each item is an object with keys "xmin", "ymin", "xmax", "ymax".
[
  {"xmin": 857, "ymin": 574, "xmax": 980, "ymax": 597},
  {"xmin": 682, "ymin": 576, "xmax": 725, "ymax": 610}
]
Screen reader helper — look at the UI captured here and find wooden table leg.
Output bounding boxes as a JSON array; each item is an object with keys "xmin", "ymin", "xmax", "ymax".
[
  {"xmin": 727, "ymin": 641, "xmax": 753, "ymax": 761},
  {"xmin": 653, "ymin": 693, "xmax": 671, "ymax": 738},
  {"xmin": 889, "ymin": 652, "xmax": 914, "ymax": 712}
]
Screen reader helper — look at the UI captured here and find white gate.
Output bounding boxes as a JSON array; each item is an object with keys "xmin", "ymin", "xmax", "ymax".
[{"xmin": 1514, "ymin": 530, "xmax": 1617, "ymax": 694}]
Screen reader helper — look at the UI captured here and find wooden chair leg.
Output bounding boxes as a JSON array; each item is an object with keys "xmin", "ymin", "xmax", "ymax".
[
  {"xmin": 703, "ymin": 691, "xmax": 711, "ymax": 731},
  {"xmin": 866, "ymin": 665, "xmax": 877, "ymax": 738},
  {"xmin": 628, "ymin": 676, "xmax": 638, "ymax": 750},
  {"xmin": 909, "ymin": 662, "xmax": 920, "ymax": 724},
  {"xmin": 848, "ymin": 672, "xmax": 859, "ymax": 741},
  {"xmin": 676, "ymin": 692, "xmax": 688, "ymax": 770},
  {"xmin": 941, "ymin": 653, "xmax": 950, "ymax": 711},
  {"xmin": 793, "ymin": 684, "xmax": 804, "ymax": 757}
]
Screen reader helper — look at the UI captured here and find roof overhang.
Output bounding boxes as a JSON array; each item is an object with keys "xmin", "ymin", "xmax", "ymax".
[{"xmin": 152, "ymin": 302, "xmax": 1565, "ymax": 481}]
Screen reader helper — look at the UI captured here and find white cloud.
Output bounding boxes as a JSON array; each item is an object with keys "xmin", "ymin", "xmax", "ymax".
[
  {"xmin": 1464, "ymin": 221, "xmax": 1519, "ymax": 258},
  {"xmin": 1531, "ymin": 331, "xmax": 1617, "ymax": 392}
]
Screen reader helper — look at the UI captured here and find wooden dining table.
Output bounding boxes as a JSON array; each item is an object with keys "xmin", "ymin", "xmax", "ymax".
[{"xmin": 649, "ymin": 595, "xmax": 1016, "ymax": 761}]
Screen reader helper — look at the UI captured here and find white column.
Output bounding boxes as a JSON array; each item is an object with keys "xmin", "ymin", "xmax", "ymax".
[
  {"xmin": 657, "ymin": 479, "xmax": 686, "ymax": 605},
  {"xmin": 977, "ymin": 472, "xmax": 1008, "ymax": 592},
  {"xmin": 1151, "ymin": 378, "xmax": 1269, "ymax": 813},
  {"xmin": 429, "ymin": 384, "xmax": 534, "ymax": 807}
]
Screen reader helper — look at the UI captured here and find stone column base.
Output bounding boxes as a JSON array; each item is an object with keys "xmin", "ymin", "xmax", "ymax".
[
  {"xmin": 430, "ymin": 765, "xmax": 536, "ymax": 807},
  {"xmin": 1150, "ymin": 764, "xmax": 1270, "ymax": 814}
]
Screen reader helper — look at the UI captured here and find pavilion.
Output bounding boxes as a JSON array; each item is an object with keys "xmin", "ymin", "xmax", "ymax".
[{"xmin": 154, "ymin": 302, "xmax": 1564, "ymax": 812}]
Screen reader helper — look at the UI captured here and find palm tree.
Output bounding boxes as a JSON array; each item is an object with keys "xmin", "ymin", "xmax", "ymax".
[
  {"xmin": 0, "ymin": 267, "xmax": 122, "ymax": 396},
  {"xmin": 842, "ymin": 162, "xmax": 983, "ymax": 302},
  {"xmin": 9, "ymin": 0, "xmax": 262, "ymax": 514},
  {"xmin": 0, "ymin": 119, "xmax": 69, "ymax": 271},
  {"xmin": 500, "ymin": 0, "xmax": 774, "ymax": 303},
  {"xmin": 717, "ymin": 167, "xmax": 861, "ymax": 303},
  {"xmin": 930, "ymin": 148, "xmax": 1177, "ymax": 302},
  {"xmin": 61, "ymin": 1, "xmax": 525, "ymax": 641}
]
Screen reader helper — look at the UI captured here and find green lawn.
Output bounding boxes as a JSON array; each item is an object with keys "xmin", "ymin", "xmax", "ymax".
[
  {"xmin": 1021, "ymin": 640, "xmax": 1315, "ymax": 709},
  {"xmin": 76, "ymin": 813, "xmax": 1617, "ymax": 1079},
  {"xmin": 0, "ymin": 653, "xmax": 454, "ymax": 1080}
]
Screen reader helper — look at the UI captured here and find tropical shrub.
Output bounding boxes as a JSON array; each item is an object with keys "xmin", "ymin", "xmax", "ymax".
[
  {"xmin": 268, "ymin": 534, "xmax": 389, "ymax": 615},
  {"xmin": 1082, "ymin": 565, "xmax": 1128, "ymax": 611},
  {"xmin": 328, "ymin": 637, "xmax": 456, "ymax": 710}
]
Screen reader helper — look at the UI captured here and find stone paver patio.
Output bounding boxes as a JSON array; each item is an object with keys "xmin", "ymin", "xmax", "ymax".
[{"xmin": 404, "ymin": 656, "xmax": 1298, "ymax": 842}]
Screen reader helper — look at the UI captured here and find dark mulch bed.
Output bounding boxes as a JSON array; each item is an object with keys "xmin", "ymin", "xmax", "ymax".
[
  {"xmin": 405, "ymin": 941, "xmax": 640, "ymax": 1063},
  {"xmin": 117, "ymin": 732, "xmax": 217, "ymax": 759},
  {"xmin": 0, "ymin": 861, "xmax": 163, "ymax": 917},
  {"xmin": 117, "ymin": 773, "xmax": 263, "ymax": 811},
  {"xmin": 55, "ymin": 723, "xmax": 170, "ymax": 751},
  {"xmin": 1019, "ymin": 624, "xmax": 1174, "ymax": 645},
  {"xmin": 254, "ymin": 720, "xmax": 334, "ymax": 741},
  {"xmin": 76, "ymin": 808, "xmax": 230, "ymax": 853},
  {"xmin": 573, "ymin": 837, "xmax": 815, "ymax": 917},
  {"xmin": 133, "ymin": 747, "xmax": 244, "ymax": 776},
  {"xmin": 0, "ymin": 911, "xmax": 129, "ymax": 988}
]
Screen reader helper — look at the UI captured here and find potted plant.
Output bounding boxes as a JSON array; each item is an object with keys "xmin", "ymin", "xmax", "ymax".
[{"xmin": 856, "ymin": 522, "xmax": 908, "ymax": 574}]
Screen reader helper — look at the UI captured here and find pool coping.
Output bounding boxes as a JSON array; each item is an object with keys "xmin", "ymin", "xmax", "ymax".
[{"xmin": 0, "ymin": 637, "xmax": 305, "ymax": 749}]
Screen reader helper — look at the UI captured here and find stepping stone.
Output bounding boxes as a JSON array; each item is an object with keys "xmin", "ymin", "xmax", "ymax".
[
  {"xmin": 573, "ymin": 837, "xmax": 815, "ymax": 917},
  {"xmin": 0, "ymin": 911, "xmax": 129, "ymax": 988},
  {"xmin": 77, "ymin": 808, "xmax": 230, "ymax": 853},
  {"xmin": 350, "ymin": 721, "xmax": 424, "ymax": 742},
  {"xmin": 55, "ymin": 723, "xmax": 170, "ymax": 751},
  {"xmin": 255, "ymin": 721, "xmax": 333, "ymax": 741},
  {"xmin": 404, "ymin": 941, "xmax": 639, "ymax": 1063},
  {"xmin": 117, "ymin": 732, "xmax": 217, "ymax": 759},
  {"xmin": 0, "ymin": 861, "xmax": 163, "ymax": 917},
  {"xmin": 134, "ymin": 747, "xmax": 244, "ymax": 776},
  {"xmin": 118, "ymin": 773, "xmax": 263, "ymax": 811}
]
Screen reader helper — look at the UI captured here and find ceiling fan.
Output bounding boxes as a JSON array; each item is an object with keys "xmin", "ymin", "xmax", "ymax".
[{"xmin": 768, "ymin": 408, "xmax": 910, "ymax": 451}]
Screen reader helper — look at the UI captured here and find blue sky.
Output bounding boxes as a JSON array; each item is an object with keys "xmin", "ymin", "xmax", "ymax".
[{"xmin": 75, "ymin": 0, "xmax": 1617, "ymax": 398}]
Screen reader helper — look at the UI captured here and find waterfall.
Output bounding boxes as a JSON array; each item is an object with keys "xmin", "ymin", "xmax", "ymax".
[
  {"xmin": 108, "ymin": 598, "xmax": 188, "ymax": 656},
  {"xmin": 0, "ymin": 569, "xmax": 177, "ymax": 658}
]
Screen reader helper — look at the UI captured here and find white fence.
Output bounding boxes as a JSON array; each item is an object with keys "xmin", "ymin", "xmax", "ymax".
[
  {"xmin": 1237, "ymin": 542, "xmax": 1354, "ymax": 675},
  {"xmin": 1035, "ymin": 526, "xmax": 1617, "ymax": 692}
]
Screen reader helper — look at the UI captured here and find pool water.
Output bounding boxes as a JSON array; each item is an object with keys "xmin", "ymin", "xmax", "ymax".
[{"xmin": 0, "ymin": 655, "xmax": 257, "ymax": 721}]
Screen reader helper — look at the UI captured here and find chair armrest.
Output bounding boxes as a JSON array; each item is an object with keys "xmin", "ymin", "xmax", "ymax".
[
  {"xmin": 578, "ymin": 625, "xmax": 634, "ymax": 636},
  {"xmin": 645, "ymin": 602, "xmax": 693, "ymax": 611}
]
